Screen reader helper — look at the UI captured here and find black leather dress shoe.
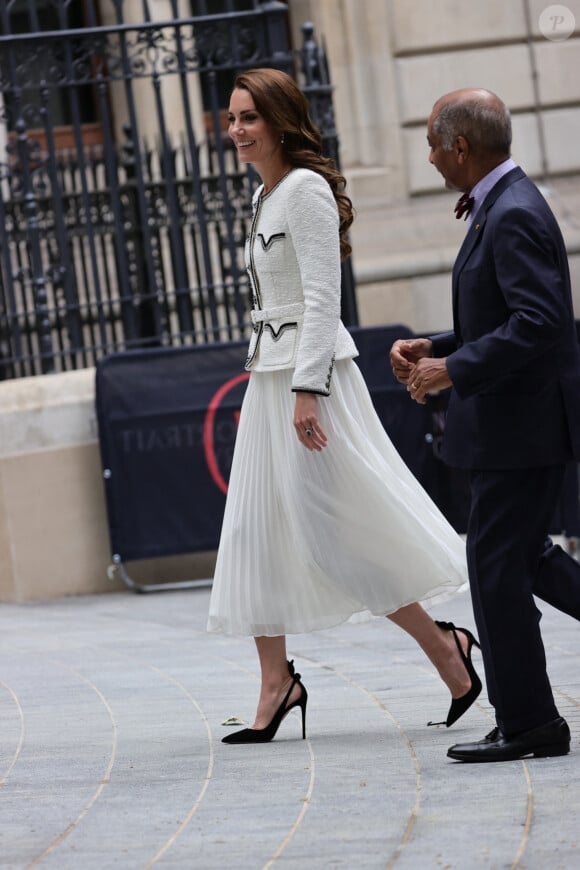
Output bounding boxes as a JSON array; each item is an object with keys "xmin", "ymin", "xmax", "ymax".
[{"xmin": 447, "ymin": 716, "xmax": 570, "ymax": 763}]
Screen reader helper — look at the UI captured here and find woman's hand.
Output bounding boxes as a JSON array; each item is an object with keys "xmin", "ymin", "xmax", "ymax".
[{"xmin": 293, "ymin": 391, "xmax": 327, "ymax": 451}]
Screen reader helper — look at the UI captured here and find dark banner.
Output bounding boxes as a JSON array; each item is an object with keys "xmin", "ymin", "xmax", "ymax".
[{"xmin": 97, "ymin": 340, "xmax": 248, "ymax": 561}]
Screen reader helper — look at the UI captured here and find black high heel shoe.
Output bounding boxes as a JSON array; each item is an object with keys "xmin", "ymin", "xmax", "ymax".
[
  {"xmin": 222, "ymin": 660, "xmax": 308, "ymax": 744},
  {"xmin": 428, "ymin": 620, "xmax": 482, "ymax": 728}
]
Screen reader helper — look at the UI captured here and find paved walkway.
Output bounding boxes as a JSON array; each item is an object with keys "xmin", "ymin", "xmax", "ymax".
[{"xmin": 1, "ymin": 582, "xmax": 579, "ymax": 869}]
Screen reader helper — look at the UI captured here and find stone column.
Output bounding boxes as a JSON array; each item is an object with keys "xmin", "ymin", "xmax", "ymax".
[
  {"xmin": 289, "ymin": 0, "xmax": 406, "ymax": 203},
  {"xmin": 98, "ymin": 0, "xmax": 205, "ymax": 150}
]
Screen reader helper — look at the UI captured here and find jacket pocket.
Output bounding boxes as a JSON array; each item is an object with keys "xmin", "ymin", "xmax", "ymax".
[{"xmin": 259, "ymin": 321, "xmax": 298, "ymax": 368}]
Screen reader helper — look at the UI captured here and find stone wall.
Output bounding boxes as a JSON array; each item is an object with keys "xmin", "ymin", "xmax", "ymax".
[
  {"xmin": 395, "ymin": 0, "xmax": 580, "ymax": 193},
  {"xmin": 0, "ymin": 371, "xmax": 216, "ymax": 601}
]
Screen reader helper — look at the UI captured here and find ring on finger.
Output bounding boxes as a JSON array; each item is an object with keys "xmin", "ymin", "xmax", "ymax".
[{"xmin": 305, "ymin": 428, "xmax": 313, "ymax": 437}]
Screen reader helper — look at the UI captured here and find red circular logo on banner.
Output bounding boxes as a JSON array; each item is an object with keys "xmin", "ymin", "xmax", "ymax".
[{"xmin": 203, "ymin": 372, "xmax": 250, "ymax": 494}]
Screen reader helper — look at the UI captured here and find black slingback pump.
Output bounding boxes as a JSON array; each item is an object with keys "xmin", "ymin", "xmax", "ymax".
[
  {"xmin": 428, "ymin": 620, "xmax": 482, "ymax": 728},
  {"xmin": 222, "ymin": 660, "xmax": 308, "ymax": 744}
]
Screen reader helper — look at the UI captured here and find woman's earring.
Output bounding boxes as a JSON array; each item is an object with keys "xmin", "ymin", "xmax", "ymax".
[{"xmin": 280, "ymin": 133, "xmax": 285, "ymax": 144}]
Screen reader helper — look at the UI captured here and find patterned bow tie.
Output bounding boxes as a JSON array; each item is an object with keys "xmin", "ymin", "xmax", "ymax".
[{"xmin": 454, "ymin": 192, "xmax": 474, "ymax": 220}]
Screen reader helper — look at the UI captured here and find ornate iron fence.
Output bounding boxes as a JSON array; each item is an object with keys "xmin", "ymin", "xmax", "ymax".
[{"xmin": 0, "ymin": 0, "xmax": 356, "ymax": 380}]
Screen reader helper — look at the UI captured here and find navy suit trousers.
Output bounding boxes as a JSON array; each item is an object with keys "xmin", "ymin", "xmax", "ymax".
[{"xmin": 467, "ymin": 464, "xmax": 580, "ymax": 735}]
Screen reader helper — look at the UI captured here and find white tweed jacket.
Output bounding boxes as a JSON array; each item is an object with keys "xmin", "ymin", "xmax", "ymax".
[{"xmin": 244, "ymin": 167, "xmax": 358, "ymax": 395}]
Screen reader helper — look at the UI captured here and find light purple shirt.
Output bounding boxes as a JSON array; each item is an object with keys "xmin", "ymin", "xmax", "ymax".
[{"xmin": 466, "ymin": 157, "xmax": 517, "ymax": 228}]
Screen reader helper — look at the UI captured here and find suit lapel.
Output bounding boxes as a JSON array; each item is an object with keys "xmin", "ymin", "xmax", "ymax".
[
  {"xmin": 453, "ymin": 214, "xmax": 484, "ymax": 280},
  {"xmin": 451, "ymin": 167, "xmax": 526, "ymax": 328}
]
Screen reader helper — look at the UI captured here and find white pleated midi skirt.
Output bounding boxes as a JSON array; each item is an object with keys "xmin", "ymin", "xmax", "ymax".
[{"xmin": 207, "ymin": 359, "xmax": 468, "ymax": 636}]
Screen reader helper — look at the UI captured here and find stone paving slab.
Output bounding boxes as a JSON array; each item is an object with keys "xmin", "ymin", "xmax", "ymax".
[{"xmin": 1, "ymin": 586, "xmax": 579, "ymax": 869}]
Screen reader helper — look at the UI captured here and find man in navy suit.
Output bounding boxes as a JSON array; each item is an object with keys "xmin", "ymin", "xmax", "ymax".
[{"xmin": 390, "ymin": 88, "xmax": 580, "ymax": 762}]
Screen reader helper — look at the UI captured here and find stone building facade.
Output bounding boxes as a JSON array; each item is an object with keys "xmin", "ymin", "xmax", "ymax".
[{"xmin": 289, "ymin": 0, "xmax": 580, "ymax": 331}]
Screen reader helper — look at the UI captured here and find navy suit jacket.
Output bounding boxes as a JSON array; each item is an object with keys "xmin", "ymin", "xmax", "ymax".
[{"xmin": 431, "ymin": 166, "xmax": 580, "ymax": 470}]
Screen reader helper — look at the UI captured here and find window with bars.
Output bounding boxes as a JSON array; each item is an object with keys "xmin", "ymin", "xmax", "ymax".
[
  {"xmin": 1, "ymin": 0, "xmax": 102, "ymax": 152},
  {"xmin": 190, "ymin": 0, "xmax": 290, "ymax": 131}
]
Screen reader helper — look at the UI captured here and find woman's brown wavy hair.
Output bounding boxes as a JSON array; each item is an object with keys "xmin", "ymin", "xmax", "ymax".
[{"xmin": 233, "ymin": 68, "xmax": 354, "ymax": 260}]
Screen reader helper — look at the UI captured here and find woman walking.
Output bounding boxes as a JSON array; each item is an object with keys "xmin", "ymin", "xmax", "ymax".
[{"xmin": 207, "ymin": 68, "xmax": 480, "ymax": 743}]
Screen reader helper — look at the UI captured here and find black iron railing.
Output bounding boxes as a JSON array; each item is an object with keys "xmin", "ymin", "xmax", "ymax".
[{"xmin": 0, "ymin": 0, "xmax": 356, "ymax": 380}]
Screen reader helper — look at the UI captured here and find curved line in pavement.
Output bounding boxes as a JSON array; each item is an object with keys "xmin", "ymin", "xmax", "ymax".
[
  {"xmin": 509, "ymin": 687, "xmax": 580, "ymax": 868},
  {"xmin": 144, "ymin": 665, "xmax": 215, "ymax": 868},
  {"xmin": 262, "ymin": 737, "xmax": 316, "ymax": 869},
  {"xmin": 555, "ymin": 685, "xmax": 580, "ymax": 709},
  {"xmin": 511, "ymin": 761, "xmax": 533, "ymax": 870},
  {"xmin": 0, "ymin": 680, "xmax": 25, "ymax": 787},
  {"xmin": 330, "ymin": 649, "xmax": 534, "ymax": 870},
  {"xmin": 309, "ymin": 660, "xmax": 421, "ymax": 870},
  {"xmin": 26, "ymin": 662, "xmax": 117, "ymax": 870},
  {"xmin": 25, "ymin": 664, "xmax": 118, "ymax": 869}
]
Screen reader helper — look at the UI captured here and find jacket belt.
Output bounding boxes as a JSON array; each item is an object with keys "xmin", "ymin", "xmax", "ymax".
[{"xmin": 250, "ymin": 303, "xmax": 305, "ymax": 325}]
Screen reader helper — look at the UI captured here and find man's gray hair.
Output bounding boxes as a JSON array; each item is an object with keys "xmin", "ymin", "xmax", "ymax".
[{"xmin": 433, "ymin": 95, "xmax": 512, "ymax": 155}]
